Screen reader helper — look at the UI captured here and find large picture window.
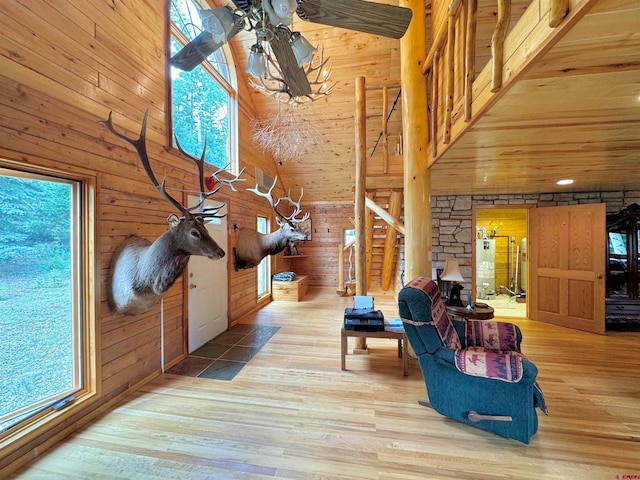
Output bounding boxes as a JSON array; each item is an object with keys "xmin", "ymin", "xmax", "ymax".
[
  {"xmin": 0, "ymin": 166, "xmax": 93, "ymax": 439},
  {"xmin": 169, "ymin": 0, "xmax": 238, "ymax": 172}
]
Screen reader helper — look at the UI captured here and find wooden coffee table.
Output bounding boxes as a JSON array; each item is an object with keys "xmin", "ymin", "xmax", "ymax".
[
  {"xmin": 445, "ymin": 303, "xmax": 494, "ymax": 321},
  {"xmin": 341, "ymin": 319, "xmax": 408, "ymax": 376}
]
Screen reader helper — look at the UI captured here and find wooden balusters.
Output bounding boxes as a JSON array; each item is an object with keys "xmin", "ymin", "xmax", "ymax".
[
  {"xmin": 491, "ymin": 0, "xmax": 511, "ymax": 92},
  {"xmin": 464, "ymin": 0, "xmax": 478, "ymax": 121},
  {"xmin": 549, "ymin": 0, "xmax": 570, "ymax": 27}
]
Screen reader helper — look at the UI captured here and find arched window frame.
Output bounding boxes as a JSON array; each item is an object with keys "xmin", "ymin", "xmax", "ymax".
[{"xmin": 167, "ymin": 0, "xmax": 239, "ymax": 174}]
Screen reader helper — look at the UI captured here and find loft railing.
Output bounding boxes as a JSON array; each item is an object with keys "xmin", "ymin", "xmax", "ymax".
[{"xmin": 423, "ymin": 0, "xmax": 570, "ymax": 158}]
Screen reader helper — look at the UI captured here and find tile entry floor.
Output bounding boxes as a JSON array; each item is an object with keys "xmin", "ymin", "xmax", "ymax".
[{"xmin": 166, "ymin": 324, "xmax": 280, "ymax": 381}]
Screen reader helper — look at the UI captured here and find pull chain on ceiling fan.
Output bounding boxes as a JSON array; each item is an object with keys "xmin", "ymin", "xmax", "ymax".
[{"xmin": 170, "ymin": 0, "xmax": 413, "ymax": 104}]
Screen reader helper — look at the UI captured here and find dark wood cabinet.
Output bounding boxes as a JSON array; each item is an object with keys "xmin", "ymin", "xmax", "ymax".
[{"xmin": 606, "ymin": 203, "xmax": 640, "ymax": 328}]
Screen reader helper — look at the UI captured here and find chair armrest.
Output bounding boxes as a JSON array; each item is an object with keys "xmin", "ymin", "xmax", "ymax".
[
  {"xmin": 432, "ymin": 347, "xmax": 538, "ymax": 382},
  {"xmin": 465, "ymin": 320, "xmax": 523, "ymax": 352}
]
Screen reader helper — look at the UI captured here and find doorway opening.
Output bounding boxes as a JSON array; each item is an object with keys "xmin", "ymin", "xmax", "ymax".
[{"xmin": 474, "ymin": 207, "xmax": 529, "ymax": 318}]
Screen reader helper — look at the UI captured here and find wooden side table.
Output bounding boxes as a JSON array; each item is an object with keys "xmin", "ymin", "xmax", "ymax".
[
  {"xmin": 341, "ymin": 320, "xmax": 408, "ymax": 376},
  {"xmin": 445, "ymin": 302, "xmax": 495, "ymax": 321}
]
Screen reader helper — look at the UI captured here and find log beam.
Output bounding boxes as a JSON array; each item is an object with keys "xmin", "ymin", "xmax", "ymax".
[
  {"xmin": 401, "ymin": 0, "xmax": 432, "ymax": 283},
  {"xmin": 365, "ymin": 196, "xmax": 405, "ymax": 235},
  {"xmin": 366, "ymin": 193, "xmax": 375, "ymax": 290},
  {"xmin": 354, "ymin": 75, "xmax": 367, "ymax": 351},
  {"xmin": 381, "ymin": 190, "xmax": 403, "ymax": 291}
]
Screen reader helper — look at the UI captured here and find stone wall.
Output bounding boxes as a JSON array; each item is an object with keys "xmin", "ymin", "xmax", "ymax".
[{"xmin": 431, "ymin": 190, "xmax": 640, "ymax": 294}]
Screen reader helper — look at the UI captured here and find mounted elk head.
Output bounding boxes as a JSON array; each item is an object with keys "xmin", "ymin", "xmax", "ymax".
[
  {"xmin": 234, "ymin": 176, "xmax": 309, "ymax": 270},
  {"xmin": 101, "ymin": 111, "xmax": 244, "ymax": 315}
]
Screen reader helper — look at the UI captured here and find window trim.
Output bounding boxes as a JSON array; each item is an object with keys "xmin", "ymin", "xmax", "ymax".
[
  {"xmin": 257, "ymin": 215, "xmax": 271, "ymax": 299},
  {"xmin": 0, "ymin": 158, "xmax": 99, "ymax": 459},
  {"xmin": 166, "ymin": 0, "xmax": 239, "ymax": 175}
]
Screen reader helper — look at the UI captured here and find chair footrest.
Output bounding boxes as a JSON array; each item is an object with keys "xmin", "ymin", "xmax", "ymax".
[{"xmin": 468, "ymin": 410, "xmax": 513, "ymax": 422}]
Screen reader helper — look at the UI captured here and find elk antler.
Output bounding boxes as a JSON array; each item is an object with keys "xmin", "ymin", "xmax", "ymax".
[
  {"xmin": 247, "ymin": 176, "xmax": 308, "ymax": 226},
  {"xmin": 101, "ymin": 110, "xmax": 241, "ymax": 219},
  {"xmin": 101, "ymin": 111, "xmax": 191, "ymax": 216},
  {"xmin": 174, "ymin": 136, "xmax": 246, "ymax": 218},
  {"xmin": 275, "ymin": 188, "xmax": 309, "ymax": 224}
]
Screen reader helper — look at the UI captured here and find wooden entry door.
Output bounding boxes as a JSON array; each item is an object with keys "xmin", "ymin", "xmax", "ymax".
[
  {"xmin": 529, "ymin": 203, "xmax": 606, "ymax": 334},
  {"xmin": 187, "ymin": 197, "xmax": 229, "ymax": 353}
]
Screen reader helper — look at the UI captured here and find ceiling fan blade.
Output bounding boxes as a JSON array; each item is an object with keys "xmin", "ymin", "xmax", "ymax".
[
  {"xmin": 269, "ymin": 27, "xmax": 312, "ymax": 98},
  {"xmin": 170, "ymin": 16, "xmax": 243, "ymax": 72},
  {"xmin": 230, "ymin": 0, "xmax": 252, "ymax": 13},
  {"xmin": 170, "ymin": 32, "xmax": 223, "ymax": 72},
  {"xmin": 297, "ymin": 0, "xmax": 413, "ymax": 39}
]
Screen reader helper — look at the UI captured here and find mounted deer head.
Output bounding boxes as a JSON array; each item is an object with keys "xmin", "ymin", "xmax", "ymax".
[
  {"xmin": 234, "ymin": 176, "xmax": 309, "ymax": 270},
  {"xmin": 101, "ymin": 111, "xmax": 244, "ymax": 315}
]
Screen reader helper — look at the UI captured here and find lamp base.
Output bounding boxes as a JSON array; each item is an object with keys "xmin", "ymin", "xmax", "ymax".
[{"xmin": 447, "ymin": 284, "xmax": 465, "ymax": 307}]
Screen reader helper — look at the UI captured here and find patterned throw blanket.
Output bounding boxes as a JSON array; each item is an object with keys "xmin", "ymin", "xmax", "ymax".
[
  {"xmin": 454, "ymin": 347, "xmax": 524, "ymax": 383},
  {"xmin": 465, "ymin": 320, "xmax": 520, "ymax": 352}
]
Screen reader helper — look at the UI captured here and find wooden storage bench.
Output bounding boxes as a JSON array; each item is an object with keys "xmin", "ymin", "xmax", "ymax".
[{"xmin": 272, "ymin": 275, "xmax": 308, "ymax": 301}]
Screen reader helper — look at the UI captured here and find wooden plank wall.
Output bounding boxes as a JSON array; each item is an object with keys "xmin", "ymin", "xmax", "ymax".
[
  {"xmin": 279, "ymin": 204, "xmax": 355, "ymax": 288},
  {"xmin": 0, "ymin": 0, "xmax": 288, "ymax": 469}
]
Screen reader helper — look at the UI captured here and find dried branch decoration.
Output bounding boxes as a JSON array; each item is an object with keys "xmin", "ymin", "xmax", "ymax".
[{"xmin": 251, "ymin": 104, "xmax": 323, "ymax": 163}]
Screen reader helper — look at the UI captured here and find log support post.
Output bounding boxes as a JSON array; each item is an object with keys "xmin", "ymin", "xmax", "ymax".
[
  {"xmin": 354, "ymin": 75, "xmax": 368, "ymax": 352},
  {"xmin": 401, "ymin": 0, "xmax": 432, "ymax": 284}
]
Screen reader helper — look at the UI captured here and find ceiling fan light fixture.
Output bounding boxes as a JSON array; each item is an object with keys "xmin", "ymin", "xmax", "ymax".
[
  {"xmin": 200, "ymin": 6, "xmax": 237, "ymax": 43},
  {"xmin": 264, "ymin": 0, "xmax": 296, "ymax": 25},
  {"xmin": 290, "ymin": 32, "xmax": 317, "ymax": 67},
  {"xmin": 246, "ymin": 44, "xmax": 267, "ymax": 78}
]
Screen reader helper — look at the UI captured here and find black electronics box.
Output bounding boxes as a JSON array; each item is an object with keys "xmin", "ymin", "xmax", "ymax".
[{"xmin": 344, "ymin": 308, "xmax": 385, "ymax": 332}]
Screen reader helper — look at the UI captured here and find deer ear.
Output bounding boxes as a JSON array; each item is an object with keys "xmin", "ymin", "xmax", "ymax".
[{"xmin": 166, "ymin": 214, "xmax": 181, "ymax": 229}]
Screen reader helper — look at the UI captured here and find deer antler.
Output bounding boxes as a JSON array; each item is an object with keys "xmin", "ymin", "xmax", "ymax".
[
  {"xmin": 304, "ymin": 47, "xmax": 335, "ymax": 100},
  {"xmin": 251, "ymin": 46, "xmax": 335, "ymax": 105},
  {"xmin": 275, "ymin": 188, "xmax": 309, "ymax": 224}
]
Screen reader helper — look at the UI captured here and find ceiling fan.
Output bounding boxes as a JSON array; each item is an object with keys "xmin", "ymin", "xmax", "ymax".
[{"xmin": 170, "ymin": 0, "xmax": 413, "ymax": 100}]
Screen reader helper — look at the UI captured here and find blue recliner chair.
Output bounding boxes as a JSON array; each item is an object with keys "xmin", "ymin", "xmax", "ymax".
[{"xmin": 398, "ymin": 277, "xmax": 547, "ymax": 443}]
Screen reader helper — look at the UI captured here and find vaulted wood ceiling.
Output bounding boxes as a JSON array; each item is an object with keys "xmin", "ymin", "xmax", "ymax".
[{"xmin": 227, "ymin": 0, "xmax": 640, "ymax": 204}]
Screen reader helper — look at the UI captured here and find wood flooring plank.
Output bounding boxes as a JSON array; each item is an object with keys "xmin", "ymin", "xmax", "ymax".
[{"xmin": 10, "ymin": 287, "xmax": 640, "ymax": 480}]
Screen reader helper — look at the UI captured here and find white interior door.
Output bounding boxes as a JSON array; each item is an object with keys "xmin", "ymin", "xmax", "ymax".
[{"xmin": 187, "ymin": 196, "xmax": 228, "ymax": 353}]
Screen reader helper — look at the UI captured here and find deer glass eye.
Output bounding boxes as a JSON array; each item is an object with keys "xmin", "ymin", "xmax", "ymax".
[{"xmin": 190, "ymin": 229, "xmax": 201, "ymax": 239}]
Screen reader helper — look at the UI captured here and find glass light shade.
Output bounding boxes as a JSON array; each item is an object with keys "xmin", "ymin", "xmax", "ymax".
[
  {"xmin": 440, "ymin": 259, "xmax": 464, "ymax": 282},
  {"xmin": 246, "ymin": 44, "xmax": 267, "ymax": 78},
  {"xmin": 200, "ymin": 6, "xmax": 237, "ymax": 43},
  {"xmin": 271, "ymin": 0, "xmax": 297, "ymax": 18},
  {"xmin": 290, "ymin": 32, "xmax": 317, "ymax": 67},
  {"xmin": 264, "ymin": 0, "xmax": 296, "ymax": 25}
]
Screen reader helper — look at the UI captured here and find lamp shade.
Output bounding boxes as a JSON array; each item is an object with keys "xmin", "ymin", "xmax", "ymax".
[
  {"xmin": 264, "ymin": 0, "xmax": 296, "ymax": 25},
  {"xmin": 290, "ymin": 32, "xmax": 317, "ymax": 67},
  {"xmin": 201, "ymin": 6, "xmax": 237, "ymax": 43},
  {"xmin": 440, "ymin": 259, "xmax": 464, "ymax": 282},
  {"xmin": 246, "ymin": 44, "xmax": 267, "ymax": 78}
]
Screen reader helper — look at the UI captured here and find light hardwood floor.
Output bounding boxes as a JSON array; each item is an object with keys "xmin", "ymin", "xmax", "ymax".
[{"xmin": 12, "ymin": 287, "xmax": 640, "ymax": 479}]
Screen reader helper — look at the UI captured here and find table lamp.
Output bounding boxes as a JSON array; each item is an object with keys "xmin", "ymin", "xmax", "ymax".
[{"xmin": 440, "ymin": 259, "xmax": 465, "ymax": 306}]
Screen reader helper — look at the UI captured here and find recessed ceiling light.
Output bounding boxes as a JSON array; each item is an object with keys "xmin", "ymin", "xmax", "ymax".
[{"xmin": 557, "ymin": 179, "xmax": 574, "ymax": 185}]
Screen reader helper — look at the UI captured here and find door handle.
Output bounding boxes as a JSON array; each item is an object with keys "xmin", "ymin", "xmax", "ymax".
[
  {"xmin": 596, "ymin": 274, "xmax": 603, "ymax": 279},
  {"xmin": 189, "ymin": 283, "xmax": 197, "ymax": 289}
]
